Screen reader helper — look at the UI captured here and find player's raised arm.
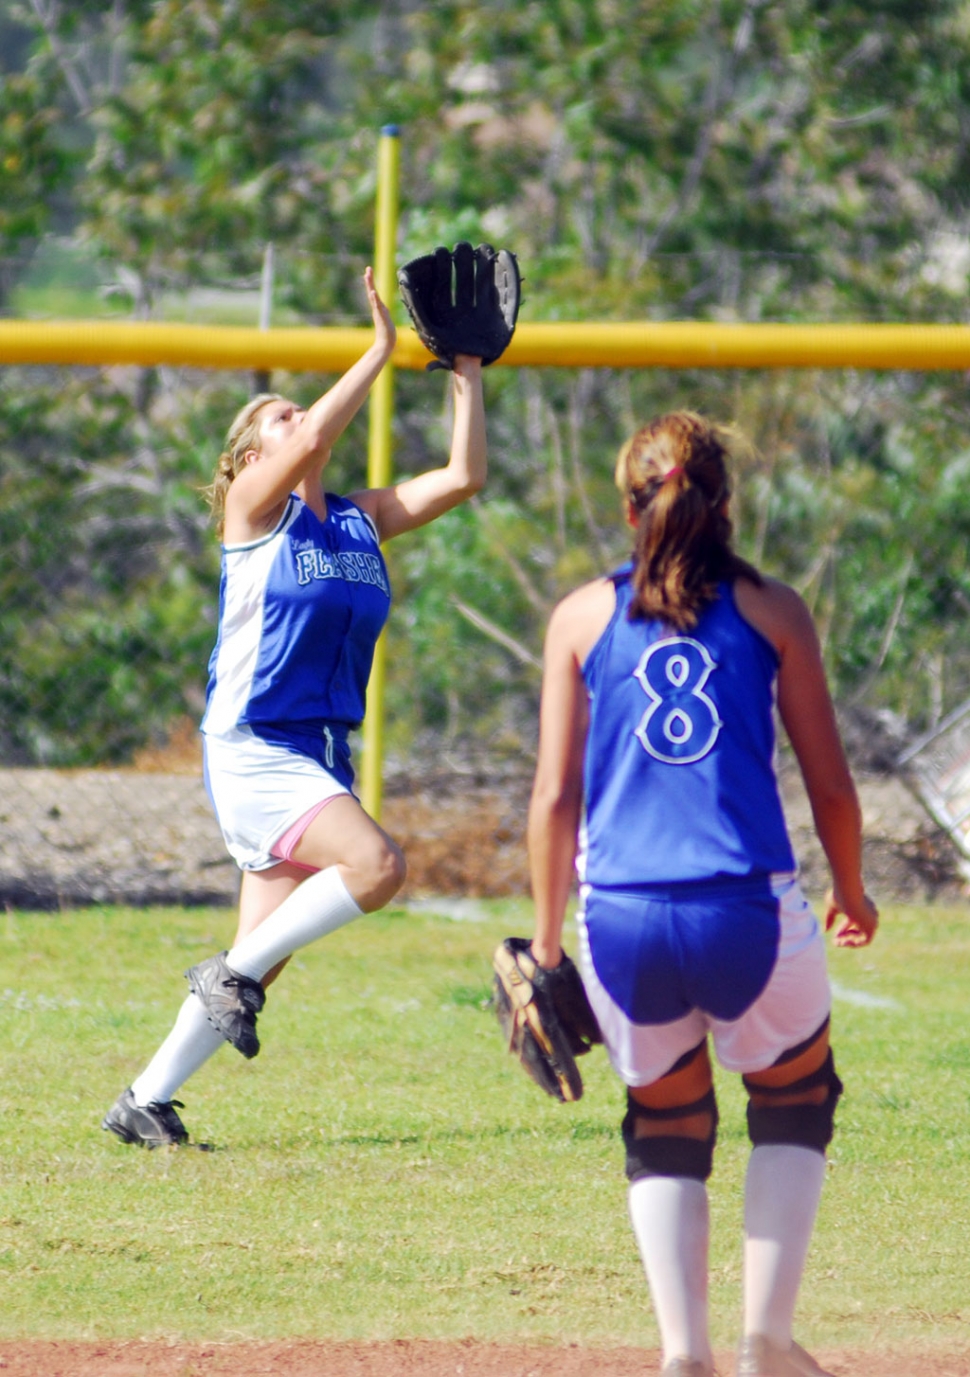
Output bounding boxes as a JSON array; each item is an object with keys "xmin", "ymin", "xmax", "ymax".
[
  {"xmin": 352, "ymin": 240, "xmax": 520, "ymax": 541},
  {"xmin": 223, "ymin": 268, "xmax": 395, "ymax": 540},
  {"xmin": 352, "ymin": 354, "xmax": 486, "ymax": 540}
]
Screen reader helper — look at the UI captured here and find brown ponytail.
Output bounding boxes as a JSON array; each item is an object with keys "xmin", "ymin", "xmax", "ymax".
[
  {"xmin": 614, "ymin": 411, "xmax": 761, "ymax": 629},
  {"xmin": 202, "ymin": 392, "xmax": 284, "ymax": 536}
]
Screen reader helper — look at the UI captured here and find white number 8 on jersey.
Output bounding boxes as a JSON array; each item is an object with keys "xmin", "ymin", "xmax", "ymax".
[{"xmin": 632, "ymin": 637, "xmax": 722, "ymax": 765}]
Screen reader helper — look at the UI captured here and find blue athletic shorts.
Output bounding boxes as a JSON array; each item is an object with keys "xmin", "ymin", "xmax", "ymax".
[{"xmin": 576, "ymin": 873, "xmax": 830, "ymax": 1086}]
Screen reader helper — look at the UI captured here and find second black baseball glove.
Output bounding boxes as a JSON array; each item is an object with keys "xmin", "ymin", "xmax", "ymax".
[
  {"xmin": 492, "ymin": 938, "xmax": 602, "ymax": 1103},
  {"xmin": 397, "ymin": 240, "xmax": 521, "ymax": 371}
]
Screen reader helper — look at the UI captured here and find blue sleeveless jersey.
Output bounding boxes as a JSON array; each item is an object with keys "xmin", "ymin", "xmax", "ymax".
[
  {"xmin": 581, "ymin": 569, "xmax": 795, "ymax": 887},
  {"xmin": 201, "ymin": 493, "xmax": 391, "ymax": 742}
]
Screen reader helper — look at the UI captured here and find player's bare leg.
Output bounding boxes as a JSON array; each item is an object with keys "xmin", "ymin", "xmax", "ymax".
[
  {"xmin": 230, "ymin": 795, "xmax": 406, "ymax": 984},
  {"xmin": 182, "ymin": 796, "xmax": 407, "ymax": 1057},
  {"xmin": 224, "ymin": 795, "xmax": 405, "ymax": 981},
  {"xmin": 235, "ymin": 863, "xmax": 303, "ymax": 986},
  {"xmin": 288, "ymin": 794, "xmax": 407, "ymax": 909}
]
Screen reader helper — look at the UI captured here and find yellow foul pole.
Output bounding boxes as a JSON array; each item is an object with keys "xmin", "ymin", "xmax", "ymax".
[{"xmin": 360, "ymin": 125, "xmax": 400, "ymax": 822}]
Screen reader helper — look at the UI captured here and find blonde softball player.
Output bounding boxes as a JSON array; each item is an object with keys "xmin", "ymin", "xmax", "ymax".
[{"xmin": 102, "ymin": 265, "xmax": 490, "ymax": 1146}]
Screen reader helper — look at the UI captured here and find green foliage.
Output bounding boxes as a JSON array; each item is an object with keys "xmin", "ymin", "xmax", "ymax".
[
  {"xmin": 0, "ymin": 69, "xmax": 66, "ymax": 301},
  {"xmin": 6, "ymin": 577, "xmax": 213, "ymax": 765},
  {"xmin": 0, "ymin": 367, "xmax": 226, "ymax": 761},
  {"xmin": 84, "ymin": 2, "xmax": 345, "ymax": 306},
  {"xmin": 3, "ymin": 0, "xmax": 970, "ymax": 760},
  {"xmin": 0, "ymin": 899, "xmax": 967, "ymax": 1354}
]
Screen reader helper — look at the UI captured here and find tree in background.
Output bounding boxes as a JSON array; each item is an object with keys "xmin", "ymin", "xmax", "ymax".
[{"xmin": 1, "ymin": 0, "xmax": 970, "ymax": 763}]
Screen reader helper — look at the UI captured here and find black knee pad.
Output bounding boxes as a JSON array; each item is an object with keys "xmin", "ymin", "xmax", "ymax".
[
  {"xmin": 622, "ymin": 1086, "xmax": 719, "ymax": 1183},
  {"xmin": 744, "ymin": 1048, "xmax": 843, "ymax": 1153}
]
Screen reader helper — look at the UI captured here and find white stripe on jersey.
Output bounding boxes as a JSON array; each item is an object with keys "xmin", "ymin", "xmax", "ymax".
[{"xmin": 201, "ymin": 499, "xmax": 302, "ymax": 738}]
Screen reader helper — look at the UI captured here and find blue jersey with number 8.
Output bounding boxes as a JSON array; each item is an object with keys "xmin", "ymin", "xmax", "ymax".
[{"xmin": 581, "ymin": 567, "xmax": 795, "ymax": 886}]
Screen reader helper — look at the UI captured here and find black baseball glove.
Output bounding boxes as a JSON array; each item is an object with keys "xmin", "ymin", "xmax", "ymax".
[
  {"xmin": 397, "ymin": 240, "xmax": 521, "ymax": 371},
  {"xmin": 492, "ymin": 937, "xmax": 602, "ymax": 1103}
]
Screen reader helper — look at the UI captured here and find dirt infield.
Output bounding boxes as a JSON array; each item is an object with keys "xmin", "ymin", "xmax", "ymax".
[{"xmin": 0, "ymin": 1340, "xmax": 967, "ymax": 1377}]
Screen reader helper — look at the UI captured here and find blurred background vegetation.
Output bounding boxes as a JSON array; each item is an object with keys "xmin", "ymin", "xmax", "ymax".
[{"xmin": 2, "ymin": 0, "xmax": 970, "ymax": 767}]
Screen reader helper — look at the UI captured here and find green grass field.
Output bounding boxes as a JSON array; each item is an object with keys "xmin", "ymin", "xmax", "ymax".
[{"xmin": 0, "ymin": 898, "xmax": 967, "ymax": 1354}]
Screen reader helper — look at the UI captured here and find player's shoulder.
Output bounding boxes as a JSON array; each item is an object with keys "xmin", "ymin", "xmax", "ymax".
[
  {"xmin": 328, "ymin": 490, "xmax": 381, "ymax": 540},
  {"xmin": 736, "ymin": 571, "xmax": 806, "ymax": 610},
  {"xmin": 733, "ymin": 573, "xmax": 816, "ymax": 654},
  {"xmin": 551, "ymin": 575, "xmax": 615, "ymax": 623},
  {"xmin": 546, "ymin": 577, "xmax": 616, "ymax": 662}
]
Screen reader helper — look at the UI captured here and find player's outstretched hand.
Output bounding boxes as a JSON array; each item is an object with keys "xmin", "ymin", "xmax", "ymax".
[
  {"xmin": 363, "ymin": 265, "xmax": 396, "ymax": 356},
  {"xmin": 824, "ymin": 887, "xmax": 879, "ymax": 948}
]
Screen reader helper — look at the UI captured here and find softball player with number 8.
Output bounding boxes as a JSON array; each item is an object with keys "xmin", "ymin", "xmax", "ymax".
[{"xmin": 527, "ymin": 412, "xmax": 878, "ymax": 1377}]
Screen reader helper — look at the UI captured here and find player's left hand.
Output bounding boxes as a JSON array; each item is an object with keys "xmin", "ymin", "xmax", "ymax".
[
  {"xmin": 824, "ymin": 887, "xmax": 879, "ymax": 947},
  {"xmin": 397, "ymin": 241, "xmax": 520, "ymax": 371}
]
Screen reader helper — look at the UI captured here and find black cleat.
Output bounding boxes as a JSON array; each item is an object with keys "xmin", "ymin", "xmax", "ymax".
[
  {"xmin": 185, "ymin": 950, "xmax": 265, "ymax": 1059},
  {"xmin": 102, "ymin": 1087, "xmax": 188, "ymax": 1148},
  {"xmin": 737, "ymin": 1336, "xmax": 833, "ymax": 1377}
]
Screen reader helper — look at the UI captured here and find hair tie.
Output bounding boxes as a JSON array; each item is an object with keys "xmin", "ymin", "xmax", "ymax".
[{"xmin": 665, "ymin": 464, "xmax": 684, "ymax": 478}]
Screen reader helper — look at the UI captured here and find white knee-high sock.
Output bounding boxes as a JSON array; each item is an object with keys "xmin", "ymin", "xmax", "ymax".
[
  {"xmin": 131, "ymin": 994, "xmax": 226, "ymax": 1106},
  {"xmin": 628, "ymin": 1176, "xmax": 712, "ymax": 1367},
  {"xmin": 743, "ymin": 1144, "xmax": 827, "ymax": 1346},
  {"xmin": 226, "ymin": 865, "xmax": 362, "ymax": 983}
]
